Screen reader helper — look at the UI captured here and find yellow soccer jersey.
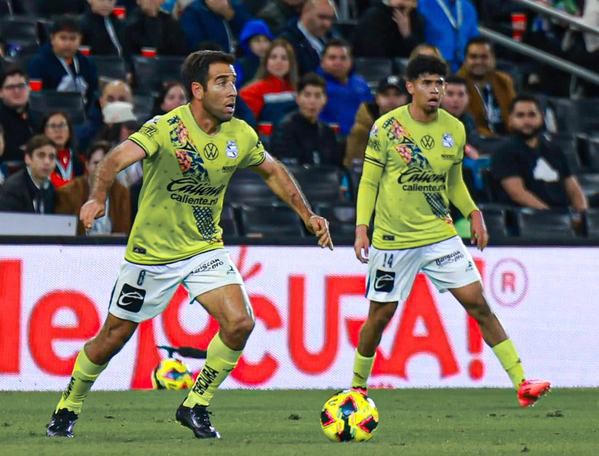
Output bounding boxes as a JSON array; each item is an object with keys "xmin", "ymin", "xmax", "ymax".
[
  {"xmin": 356, "ymin": 105, "xmax": 479, "ymax": 250},
  {"xmin": 126, "ymin": 104, "xmax": 266, "ymax": 264}
]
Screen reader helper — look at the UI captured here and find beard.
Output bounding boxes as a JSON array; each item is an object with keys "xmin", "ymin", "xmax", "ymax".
[{"xmin": 514, "ymin": 124, "xmax": 543, "ymax": 140}]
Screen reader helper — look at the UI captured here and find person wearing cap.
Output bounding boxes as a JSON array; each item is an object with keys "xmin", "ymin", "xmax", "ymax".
[
  {"xmin": 344, "ymin": 75, "xmax": 409, "ymax": 167},
  {"xmin": 28, "ymin": 16, "xmax": 99, "ymax": 109},
  {"xmin": 123, "ymin": 0, "xmax": 189, "ymax": 60},
  {"xmin": 81, "ymin": 0, "xmax": 124, "ymax": 57},
  {"xmin": 353, "ymin": 0, "xmax": 425, "ymax": 59}
]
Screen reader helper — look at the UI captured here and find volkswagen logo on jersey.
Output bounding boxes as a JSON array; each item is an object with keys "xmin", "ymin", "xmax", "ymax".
[
  {"xmin": 421, "ymin": 135, "xmax": 435, "ymax": 150},
  {"xmin": 203, "ymin": 143, "xmax": 219, "ymax": 160},
  {"xmin": 442, "ymin": 133, "xmax": 454, "ymax": 148},
  {"xmin": 226, "ymin": 141, "xmax": 238, "ymax": 159},
  {"xmin": 374, "ymin": 269, "xmax": 396, "ymax": 292},
  {"xmin": 116, "ymin": 284, "xmax": 146, "ymax": 313}
]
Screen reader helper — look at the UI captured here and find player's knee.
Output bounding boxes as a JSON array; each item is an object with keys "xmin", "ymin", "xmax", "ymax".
[{"xmin": 227, "ymin": 315, "xmax": 255, "ymax": 341}]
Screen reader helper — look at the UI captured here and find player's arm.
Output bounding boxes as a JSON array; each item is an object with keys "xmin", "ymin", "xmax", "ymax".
[
  {"xmin": 251, "ymin": 152, "xmax": 333, "ymax": 250},
  {"xmin": 80, "ymin": 140, "xmax": 146, "ymax": 231},
  {"xmin": 447, "ymin": 156, "xmax": 488, "ymax": 250}
]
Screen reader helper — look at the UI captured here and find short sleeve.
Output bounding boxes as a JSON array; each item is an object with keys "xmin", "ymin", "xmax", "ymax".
[
  {"xmin": 238, "ymin": 124, "xmax": 266, "ymax": 169},
  {"xmin": 128, "ymin": 118, "xmax": 163, "ymax": 158},
  {"xmin": 363, "ymin": 120, "xmax": 388, "ymax": 169}
]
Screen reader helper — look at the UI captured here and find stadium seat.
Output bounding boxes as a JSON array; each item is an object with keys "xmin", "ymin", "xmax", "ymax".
[
  {"xmin": 496, "ymin": 58, "xmax": 523, "ymax": 91},
  {"xmin": 29, "ymin": 91, "xmax": 86, "ymax": 124},
  {"xmin": 0, "ymin": 53, "xmax": 37, "ymax": 72},
  {"xmin": 220, "ymin": 204, "xmax": 239, "ymax": 238},
  {"xmin": 314, "ymin": 203, "xmax": 356, "ymax": 238},
  {"xmin": 225, "ymin": 168, "xmax": 280, "ymax": 205},
  {"xmin": 544, "ymin": 133, "xmax": 581, "ymax": 174},
  {"xmin": 477, "ymin": 136, "xmax": 510, "ymax": 156},
  {"xmin": 586, "ymin": 210, "xmax": 599, "ymax": 239},
  {"xmin": 586, "ymin": 137, "xmax": 599, "ymax": 172},
  {"xmin": 289, "ymin": 165, "xmax": 343, "ymax": 204},
  {"xmin": 239, "ymin": 204, "xmax": 305, "ymax": 238},
  {"xmin": 576, "ymin": 173, "xmax": 599, "ymax": 207},
  {"xmin": 93, "ymin": 56, "xmax": 127, "ymax": 81},
  {"xmin": 345, "ymin": 164, "xmax": 362, "ymax": 201},
  {"xmin": 515, "ymin": 208, "xmax": 577, "ymax": 240},
  {"xmin": 0, "ymin": 16, "xmax": 40, "ymax": 55},
  {"xmin": 336, "ymin": 20, "xmax": 357, "ymax": 41},
  {"xmin": 133, "ymin": 93, "xmax": 155, "ymax": 124},
  {"xmin": 352, "ymin": 57, "xmax": 393, "ymax": 88},
  {"xmin": 0, "ymin": 0, "xmax": 13, "ymax": 15},
  {"xmin": 393, "ymin": 57, "xmax": 409, "ymax": 75},
  {"xmin": 551, "ymin": 98, "xmax": 599, "ymax": 135},
  {"xmin": 132, "ymin": 56, "xmax": 186, "ymax": 92},
  {"xmin": 478, "ymin": 203, "xmax": 511, "ymax": 240}
]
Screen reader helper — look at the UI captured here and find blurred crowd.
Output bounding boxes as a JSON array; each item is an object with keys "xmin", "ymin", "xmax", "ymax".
[{"xmin": 0, "ymin": 0, "xmax": 598, "ymax": 239}]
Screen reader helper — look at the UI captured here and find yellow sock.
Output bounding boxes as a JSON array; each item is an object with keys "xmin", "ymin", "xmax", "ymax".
[
  {"xmin": 56, "ymin": 348, "xmax": 108, "ymax": 414},
  {"xmin": 492, "ymin": 338, "xmax": 525, "ymax": 389},
  {"xmin": 184, "ymin": 333, "xmax": 242, "ymax": 407},
  {"xmin": 351, "ymin": 349, "xmax": 375, "ymax": 389}
]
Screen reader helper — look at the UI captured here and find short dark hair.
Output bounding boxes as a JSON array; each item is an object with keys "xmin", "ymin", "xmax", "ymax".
[
  {"xmin": 509, "ymin": 93, "xmax": 543, "ymax": 114},
  {"xmin": 85, "ymin": 140, "xmax": 112, "ymax": 162},
  {"xmin": 323, "ymin": 38, "xmax": 351, "ymax": 57},
  {"xmin": 40, "ymin": 111, "xmax": 73, "ymax": 148},
  {"xmin": 50, "ymin": 16, "xmax": 82, "ymax": 35},
  {"xmin": 297, "ymin": 72, "xmax": 326, "ymax": 94},
  {"xmin": 466, "ymin": 36, "xmax": 495, "ymax": 55},
  {"xmin": 445, "ymin": 75, "xmax": 468, "ymax": 89},
  {"xmin": 406, "ymin": 55, "xmax": 448, "ymax": 81},
  {"xmin": 0, "ymin": 67, "xmax": 28, "ymax": 88},
  {"xmin": 182, "ymin": 50, "xmax": 235, "ymax": 92},
  {"xmin": 25, "ymin": 135, "xmax": 56, "ymax": 158}
]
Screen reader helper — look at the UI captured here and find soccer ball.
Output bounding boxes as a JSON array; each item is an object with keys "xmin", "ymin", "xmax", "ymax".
[
  {"xmin": 151, "ymin": 358, "xmax": 194, "ymax": 390},
  {"xmin": 320, "ymin": 390, "xmax": 379, "ymax": 442}
]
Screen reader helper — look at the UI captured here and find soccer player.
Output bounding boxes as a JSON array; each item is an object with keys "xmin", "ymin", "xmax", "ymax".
[
  {"xmin": 350, "ymin": 55, "xmax": 550, "ymax": 407},
  {"xmin": 46, "ymin": 50, "xmax": 333, "ymax": 439}
]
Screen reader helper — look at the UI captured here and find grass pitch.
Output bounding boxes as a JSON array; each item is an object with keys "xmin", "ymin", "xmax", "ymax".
[{"xmin": 1, "ymin": 388, "xmax": 598, "ymax": 456}]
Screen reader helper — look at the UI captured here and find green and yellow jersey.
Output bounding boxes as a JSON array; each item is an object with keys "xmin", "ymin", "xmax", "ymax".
[
  {"xmin": 356, "ymin": 105, "xmax": 479, "ymax": 250},
  {"xmin": 126, "ymin": 104, "xmax": 265, "ymax": 264}
]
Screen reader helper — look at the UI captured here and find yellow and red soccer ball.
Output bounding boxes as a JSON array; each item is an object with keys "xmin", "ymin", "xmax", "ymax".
[{"xmin": 320, "ymin": 390, "xmax": 379, "ymax": 442}]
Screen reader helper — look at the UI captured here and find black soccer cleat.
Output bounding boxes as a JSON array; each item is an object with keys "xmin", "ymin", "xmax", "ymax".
[
  {"xmin": 175, "ymin": 403, "xmax": 221, "ymax": 439},
  {"xmin": 46, "ymin": 408, "xmax": 78, "ymax": 437}
]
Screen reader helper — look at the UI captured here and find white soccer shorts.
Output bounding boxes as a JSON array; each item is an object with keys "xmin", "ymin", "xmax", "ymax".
[
  {"xmin": 366, "ymin": 235, "xmax": 481, "ymax": 303},
  {"xmin": 108, "ymin": 248, "xmax": 245, "ymax": 323}
]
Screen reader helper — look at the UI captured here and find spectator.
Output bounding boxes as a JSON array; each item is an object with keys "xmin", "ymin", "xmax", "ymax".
[
  {"xmin": 317, "ymin": 38, "xmax": 373, "ymax": 136},
  {"xmin": 344, "ymin": 74, "xmax": 409, "ymax": 167},
  {"xmin": 0, "ymin": 124, "xmax": 6, "ymax": 185},
  {"xmin": 457, "ymin": 37, "xmax": 516, "ymax": 137},
  {"xmin": 256, "ymin": 0, "xmax": 305, "ymax": 36},
  {"xmin": 279, "ymin": 0, "xmax": 337, "ymax": 75},
  {"xmin": 235, "ymin": 19, "xmax": 273, "ymax": 88},
  {"xmin": 75, "ymin": 79, "xmax": 133, "ymax": 152},
  {"xmin": 28, "ymin": 17, "xmax": 99, "ymax": 108},
  {"xmin": 0, "ymin": 68, "xmax": 37, "ymax": 164},
  {"xmin": 239, "ymin": 38, "xmax": 298, "ymax": 123},
  {"xmin": 81, "ymin": 0, "xmax": 124, "ymax": 56},
  {"xmin": 417, "ymin": 0, "xmax": 479, "ymax": 72},
  {"xmin": 123, "ymin": 0, "xmax": 189, "ymax": 58},
  {"xmin": 441, "ymin": 75, "xmax": 480, "ymax": 154},
  {"xmin": 180, "ymin": 0, "xmax": 252, "ymax": 53},
  {"xmin": 0, "ymin": 135, "xmax": 57, "ymax": 213},
  {"xmin": 41, "ymin": 111, "xmax": 85, "ymax": 188},
  {"xmin": 151, "ymin": 80, "xmax": 189, "ymax": 116},
  {"xmin": 270, "ymin": 72, "xmax": 337, "ymax": 166},
  {"xmin": 353, "ymin": 0, "xmax": 425, "ymax": 59},
  {"xmin": 492, "ymin": 95, "xmax": 587, "ymax": 214},
  {"xmin": 55, "ymin": 140, "xmax": 131, "ymax": 235},
  {"xmin": 409, "ymin": 43, "xmax": 443, "ymax": 60}
]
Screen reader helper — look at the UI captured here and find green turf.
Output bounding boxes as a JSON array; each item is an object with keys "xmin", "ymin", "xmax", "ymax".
[{"xmin": 1, "ymin": 388, "xmax": 598, "ymax": 456}]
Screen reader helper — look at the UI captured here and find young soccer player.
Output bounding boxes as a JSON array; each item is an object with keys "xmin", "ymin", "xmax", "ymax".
[
  {"xmin": 350, "ymin": 55, "xmax": 550, "ymax": 407},
  {"xmin": 47, "ymin": 50, "xmax": 333, "ymax": 439}
]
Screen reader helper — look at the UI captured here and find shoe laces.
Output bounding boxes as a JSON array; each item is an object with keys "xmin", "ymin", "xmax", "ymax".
[{"xmin": 191, "ymin": 406, "xmax": 213, "ymax": 428}]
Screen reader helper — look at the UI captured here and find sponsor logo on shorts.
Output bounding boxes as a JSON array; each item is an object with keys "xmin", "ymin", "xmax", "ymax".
[
  {"xmin": 466, "ymin": 261, "xmax": 474, "ymax": 272},
  {"xmin": 226, "ymin": 266, "xmax": 236, "ymax": 275},
  {"xmin": 116, "ymin": 284, "xmax": 146, "ymax": 313},
  {"xmin": 435, "ymin": 250, "xmax": 465, "ymax": 267},
  {"xmin": 191, "ymin": 258, "xmax": 224, "ymax": 274},
  {"xmin": 374, "ymin": 269, "xmax": 396, "ymax": 292}
]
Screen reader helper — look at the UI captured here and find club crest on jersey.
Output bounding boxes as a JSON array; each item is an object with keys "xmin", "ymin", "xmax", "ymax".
[
  {"xmin": 226, "ymin": 141, "xmax": 238, "ymax": 159},
  {"xmin": 369, "ymin": 124, "xmax": 379, "ymax": 138},
  {"xmin": 442, "ymin": 133, "xmax": 454, "ymax": 148}
]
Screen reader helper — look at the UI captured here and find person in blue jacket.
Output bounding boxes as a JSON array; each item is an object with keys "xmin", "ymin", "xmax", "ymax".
[
  {"xmin": 28, "ymin": 17, "xmax": 98, "ymax": 110},
  {"xmin": 235, "ymin": 19, "xmax": 273, "ymax": 88},
  {"xmin": 179, "ymin": 0, "xmax": 251, "ymax": 53}
]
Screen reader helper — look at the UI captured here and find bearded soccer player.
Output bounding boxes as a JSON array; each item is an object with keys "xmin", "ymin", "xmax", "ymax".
[
  {"xmin": 350, "ymin": 55, "xmax": 549, "ymax": 407},
  {"xmin": 47, "ymin": 51, "xmax": 333, "ymax": 439}
]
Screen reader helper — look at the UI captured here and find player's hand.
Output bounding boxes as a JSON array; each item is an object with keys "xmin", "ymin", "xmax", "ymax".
[
  {"xmin": 306, "ymin": 215, "xmax": 334, "ymax": 250},
  {"xmin": 354, "ymin": 225, "xmax": 370, "ymax": 263},
  {"xmin": 469, "ymin": 210, "xmax": 489, "ymax": 251},
  {"xmin": 80, "ymin": 198, "xmax": 106, "ymax": 232}
]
